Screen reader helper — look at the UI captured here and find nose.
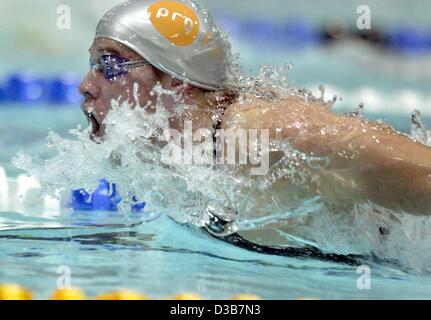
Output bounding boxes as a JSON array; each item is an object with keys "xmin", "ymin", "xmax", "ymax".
[{"xmin": 79, "ymin": 71, "xmax": 101, "ymax": 100}]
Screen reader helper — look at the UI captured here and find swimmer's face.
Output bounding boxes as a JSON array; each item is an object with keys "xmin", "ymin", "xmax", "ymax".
[{"xmin": 79, "ymin": 38, "xmax": 165, "ymax": 140}]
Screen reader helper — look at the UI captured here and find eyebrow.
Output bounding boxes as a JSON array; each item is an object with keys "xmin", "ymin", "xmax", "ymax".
[
  {"xmin": 98, "ymin": 48, "xmax": 120, "ymax": 55},
  {"xmin": 88, "ymin": 47, "xmax": 121, "ymax": 56}
]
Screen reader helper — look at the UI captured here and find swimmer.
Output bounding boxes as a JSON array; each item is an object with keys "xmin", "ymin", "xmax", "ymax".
[{"xmin": 79, "ymin": 0, "xmax": 431, "ymax": 257}]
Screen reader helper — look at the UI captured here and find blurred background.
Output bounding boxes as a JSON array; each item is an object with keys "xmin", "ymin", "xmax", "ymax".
[{"xmin": 1, "ymin": 0, "xmax": 431, "ymax": 176}]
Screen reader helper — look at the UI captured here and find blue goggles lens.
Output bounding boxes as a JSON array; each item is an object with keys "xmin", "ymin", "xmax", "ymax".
[{"xmin": 90, "ymin": 55, "xmax": 150, "ymax": 80}]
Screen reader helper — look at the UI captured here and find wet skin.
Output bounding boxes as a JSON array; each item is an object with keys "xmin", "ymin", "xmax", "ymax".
[{"xmin": 80, "ymin": 38, "xmax": 431, "ymax": 246}]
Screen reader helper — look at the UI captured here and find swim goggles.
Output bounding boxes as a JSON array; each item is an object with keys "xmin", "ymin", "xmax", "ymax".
[{"xmin": 90, "ymin": 54, "xmax": 151, "ymax": 80}]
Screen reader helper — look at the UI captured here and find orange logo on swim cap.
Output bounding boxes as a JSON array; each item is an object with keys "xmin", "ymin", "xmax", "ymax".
[{"xmin": 148, "ymin": 1, "xmax": 200, "ymax": 46}]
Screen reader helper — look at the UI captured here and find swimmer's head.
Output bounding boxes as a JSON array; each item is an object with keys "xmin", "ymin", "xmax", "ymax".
[
  {"xmin": 79, "ymin": 0, "xmax": 232, "ymax": 140},
  {"xmin": 96, "ymin": 0, "xmax": 230, "ymax": 91}
]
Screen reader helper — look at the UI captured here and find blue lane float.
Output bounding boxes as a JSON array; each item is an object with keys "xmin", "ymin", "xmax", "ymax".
[
  {"xmin": 216, "ymin": 15, "xmax": 431, "ymax": 54},
  {"xmin": 70, "ymin": 179, "xmax": 147, "ymax": 213},
  {"xmin": 0, "ymin": 86, "xmax": 5, "ymax": 103},
  {"xmin": 386, "ymin": 28, "xmax": 431, "ymax": 55},
  {"xmin": 237, "ymin": 19, "xmax": 320, "ymax": 48},
  {"xmin": 241, "ymin": 19, "xmax": 286, "ymax": 46},
  {"xmin": 217, "ymin": 15, "xmax": 317, "ymax": 48},
  {"xmin": 1, "ymin": 72, "xmax": 82, "ymax": 106},
  {"xmin": 282, "ymin": 20, "xmax": 320, "ymax": 48},
  {"xmin": 5, "ymin": 73, "xmax": 47, "ymax": 104},
  {"xmin": 48, "ymin": 74, "xmax": 82, "ymax": 105}
]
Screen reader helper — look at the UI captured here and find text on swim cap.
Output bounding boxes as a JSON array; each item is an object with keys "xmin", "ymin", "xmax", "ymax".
[
  {"xmin": 149, "ymin": 1, "xmax": 200, "ymax": 46},
  {"xmin": 155, "ymin": 8, "xmax": 194, "ymax": 34}
]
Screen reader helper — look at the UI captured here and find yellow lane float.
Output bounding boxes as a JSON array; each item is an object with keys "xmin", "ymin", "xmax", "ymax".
[
  {"xmin": 96, "ymin": 290, "xmax": 152, "ymax": 300},
  {"xmin": 0, "ymin": 283, "xmax": 264, "ymax": 300},
  {"xmin": 168, "ymin": 292, "xmax": 203, "ymax": 300},
  {"xmin": 51, "ymin": 287, "xmax": 87, "ymax": 300},
  {"xmin": 0, "ymin": 284, "xmax": 33, "ymax": 300}
]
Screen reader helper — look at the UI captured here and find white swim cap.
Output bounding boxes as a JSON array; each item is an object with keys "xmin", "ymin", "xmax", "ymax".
[{"xmin": 95, "ymin": 0, "xmax": 231, "ymax": 91}]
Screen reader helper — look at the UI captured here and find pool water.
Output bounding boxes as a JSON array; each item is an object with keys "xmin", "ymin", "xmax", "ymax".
[{"xmin": 2, "ymin": 205, "xmax": 431, "ymax": 300}]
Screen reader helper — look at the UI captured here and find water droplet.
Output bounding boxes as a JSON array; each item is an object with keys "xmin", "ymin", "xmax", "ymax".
[{"xmin": 345, "ymin": 103, "xmax": 364, "ymax": 117}]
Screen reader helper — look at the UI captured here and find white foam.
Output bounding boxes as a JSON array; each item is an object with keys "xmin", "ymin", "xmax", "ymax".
[{"xmin": 0, "ymin": 166, "xmax": 61, "ymax": 215}]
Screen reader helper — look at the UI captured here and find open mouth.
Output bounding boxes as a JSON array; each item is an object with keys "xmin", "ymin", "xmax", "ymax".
[
  {"xmin": 81, "ymin": 105, "xmax": 103, "ymax": 139},
  {"xmin": 88, "ymin": 112, "xmax": 101, "ymax": 136}
]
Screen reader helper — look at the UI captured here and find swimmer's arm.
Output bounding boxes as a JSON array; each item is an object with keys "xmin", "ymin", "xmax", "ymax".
[
  {"xmin": 223, "ymin": 97, "xmax": 431, "ymax": 216},
  {"xmin": 332, "ymin": 122, "xmax": 431, "ymax": 216}
]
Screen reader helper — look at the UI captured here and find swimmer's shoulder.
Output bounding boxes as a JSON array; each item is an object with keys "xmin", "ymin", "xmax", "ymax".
[{"xmin": 221, "ymin": 95, "xmax": 328, "ymax": 130}]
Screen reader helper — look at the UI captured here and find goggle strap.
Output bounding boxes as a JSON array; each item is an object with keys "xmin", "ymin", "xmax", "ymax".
[{"xmin": 121, "ymin": 60, "xmax": 151, "ymax": 69}]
